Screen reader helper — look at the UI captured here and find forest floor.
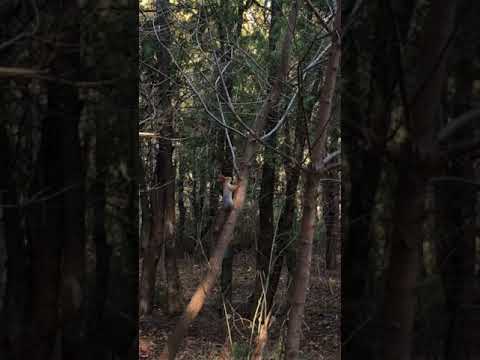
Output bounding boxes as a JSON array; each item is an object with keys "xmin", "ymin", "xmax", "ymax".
[{"xmin": 139, "ymin": 250, "xmax": 340, "ymax": 360}]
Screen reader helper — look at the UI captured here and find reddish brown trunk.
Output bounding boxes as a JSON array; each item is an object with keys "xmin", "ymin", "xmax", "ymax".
[
  {"xmin": 285, "ymin": 2, "xmax": 340, "ymax": 357},
  {"xmin": 285, "ymin": 174, "xmax": 321, "ymax": 359}
]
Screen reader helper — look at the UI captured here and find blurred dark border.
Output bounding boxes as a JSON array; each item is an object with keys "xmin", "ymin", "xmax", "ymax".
[
  {"xmin": 0, "ymin": 1, "xmax": 139, "ymax": 359},
  {"xmin": 342, "ymin": 0, "xmax": 480, "ymax": 359}
]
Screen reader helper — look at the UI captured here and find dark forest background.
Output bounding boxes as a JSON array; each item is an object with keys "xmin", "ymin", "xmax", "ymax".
[
  {"xmin": 343, "ymin": 1, "xmax": 480, "ymax": 359},
  {"xmin": 0, "ymin": 1, "xmax": 138, "ymax": 359}
]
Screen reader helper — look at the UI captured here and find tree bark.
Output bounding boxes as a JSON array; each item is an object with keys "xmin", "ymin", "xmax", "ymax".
[
  {"xmin": 285, "ymin": 3, "xmax": 340, "ymax": 357},
  {"xmin": 342, "ymin": 1, "xmax": 415, "ymax": 357},
  {"xmin": 251, "ymin": 0, "xmax": 282, "ymax": 316},
  {"xmin": 324, "ymin": 169, "xmax": 340, "ymax": 270},
  {"xmin": 0, "ymin": 125, "xmax": 30, "ymax": 359},
  {"xmin": 436, "ymin": 51, "xmax": 478, "ymax": 360},
  {"xmin": 139, "ymin": 0, "xmax": 184, "ymax": 316},
  {"xmin": 26, "ymin": 2, "xmax": 83, "ymax": 357},
  {"xmin": 139, "ymin": 153, "xmax": 151, "ymax": 257},
  {"xmin": 264, "ymin": 65, "xmax": 318, "ymax": 312},
  {"xmin": 381, "ymin": 2, "xmax": 457, "ymax": 359},
  {"xmin": 177, "ymin": 154, "xmax": 187, "ymax": 253}
]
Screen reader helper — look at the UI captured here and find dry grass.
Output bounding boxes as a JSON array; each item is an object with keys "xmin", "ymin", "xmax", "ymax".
[{"xmin": 140, "ymin": 250, "xmax": 340, "ymax": 360}]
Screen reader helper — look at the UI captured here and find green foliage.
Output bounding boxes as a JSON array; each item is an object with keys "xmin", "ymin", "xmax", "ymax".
[
  {"xmin": 231, "ymin": 341, "xmax": 250, "ymax": 359},
  {"xmin": 141, "ymin": 38, "xmax": 157, "ymax": 61}
]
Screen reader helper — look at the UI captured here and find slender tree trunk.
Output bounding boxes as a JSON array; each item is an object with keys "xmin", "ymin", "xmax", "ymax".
[
  {"xmin": 342, "ymin": 1, "xmax": 415, "ymax": 357},
  {"xmin": 436, "ymin": 54, "xmax": 477, "ymax": 360},
  {"xmin": 264, "ymin": 70, "xmax": 314, "ymax": 311},
  {"xmin": 140, "ymin": 130, "xmax": 183, "ymax": 315},
  {"xmin": 139, "ymin": 154, "xmax": 164, "ymax": 315},
  {"xmin": 0, "ymin": 126, "xmax": 30, "ymax": 359},
  {"xmin": 381, "ymin": 2, "xmax": 457, "ymax": 359},
  {"xmin": 177, "ymin": 155, "xmax": 187, "ymax": 253},
  {"xmin": 382, "ymin": 170, "xmax": 424, "ymax": 360},
  {"xmin": 163, "ymin": 137, "xmax": 184, "ymax": 314},
  {"xmin": 60, "ymin": 91, "xmax": 86, "ymax": 360},
  {"xmin": 285, "ymin": 3, "xmax": 340, "ymax": 357},
  {"xmin": 0, "ymin": 193, "xmax": 4, "ymax": 310},
  {"xmin": 160, "ymin": 3, "xmax": 299, "ymax": 358},
  {"xmin": 56, "ymin": 4, "xmax": 86, "ymax": 357},
  {"xmin": 89, "ymin": 121, "xmax": 112, "ymax": 357},
  {"xmin": 26, "ymin": 3, "xmax": 84, "ymax": 356},
  {"xmin": 251, "ymin": 0, "xmax": 282, "ymax": 316},
  {"xmin": 215, "ymin": 1, "xmax": 245, "ymax": 304},
  {"xmin": 324, "ymin": 169, "xmax": 339, "ymax": 270},
  {"xmin": 28, "ymin": 82, "xmax": 67, "ymax": 360},
  {"xmin": 139, "ymin": 153, "xmax": 151, "ymax": 257},
  {"xmin": 139, "ymin": 0, "xmax": 183, "ymax": 316}
]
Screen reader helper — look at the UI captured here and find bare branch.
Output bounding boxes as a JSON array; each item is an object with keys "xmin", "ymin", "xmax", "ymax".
[
  {"xmin": 0, "ymin": 66, "xmax": 45, "ymax": 77},
  {"xmin": 304, "ymin": 0, "xmax": 332, "ymax": 34},
  {"xmin": 152, "ymin": 16, "xmax": 246, "ymax": 139},
  {"xmin": 437, "ymin": 108, "xmax": 480, "ymax": 142}
]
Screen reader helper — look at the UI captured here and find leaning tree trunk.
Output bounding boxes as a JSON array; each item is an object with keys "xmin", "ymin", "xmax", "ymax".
[
  {"xmin": 160, "ymin": 2, "xmax": 299, "ymax": 358},
  {"xmin": 285, "ymin": 3, "xmax": 340, "ymax": 357}
]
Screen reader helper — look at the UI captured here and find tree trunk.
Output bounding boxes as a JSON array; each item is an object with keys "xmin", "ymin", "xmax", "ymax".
[
  {"xmin": 139, "ymin": 0, "xmax": 183, "ymax": 316},
  {"xmin": 251, "ymin": 0, "xmax": 282, "ymax": 316},
  {"xmin": 26, "ymin": 2, "xmax": 83, "ymax": 356},
  {"xmin": 139, "ymin": 153, "xmax": 151, "ymax": 258},
  {"xmin": 381, "ymin": 2, "xmax": 457, "ymax": 359},
  {"xmin": 264, "ymin": 66, "xmax": 315, "ymax": 312},
  {"xmin": 324, "ymin": 169, "xmax": 340, "ymax": 270},
  {"xmin": 85, "ymin": 2, "xmax": 139, "ymax": 357},
  {"xmin": 177, "ymin": 154, "xmax": 187, "ymax": 253},
  {"xmin": 436, "ymin": 52, "xmax": 478, "ymax": 360},
  {"xmin": 160, "ymin": 2, "xmax": 299, "ymax": 358},
  {"xmin": 0, "ymin": 125, "xmax": 30, "ymax": 359},
  {"xmin": 89, "ymin": 121, "xmax": 112, "ymax": 357},
  {"xmin": 342, "ymin": 0, "xmax": 415, "ymax": 357},
  {"xmin": 285, "ymin": 3, "xmax": 340, "ymax": 357},
  {"xmin": 60, "ymin": 87, "xmax": 86, "ymax": 360},
  {"xmin": 163, "ymin": 137, "xmax": 184, "ymax": 314}
]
